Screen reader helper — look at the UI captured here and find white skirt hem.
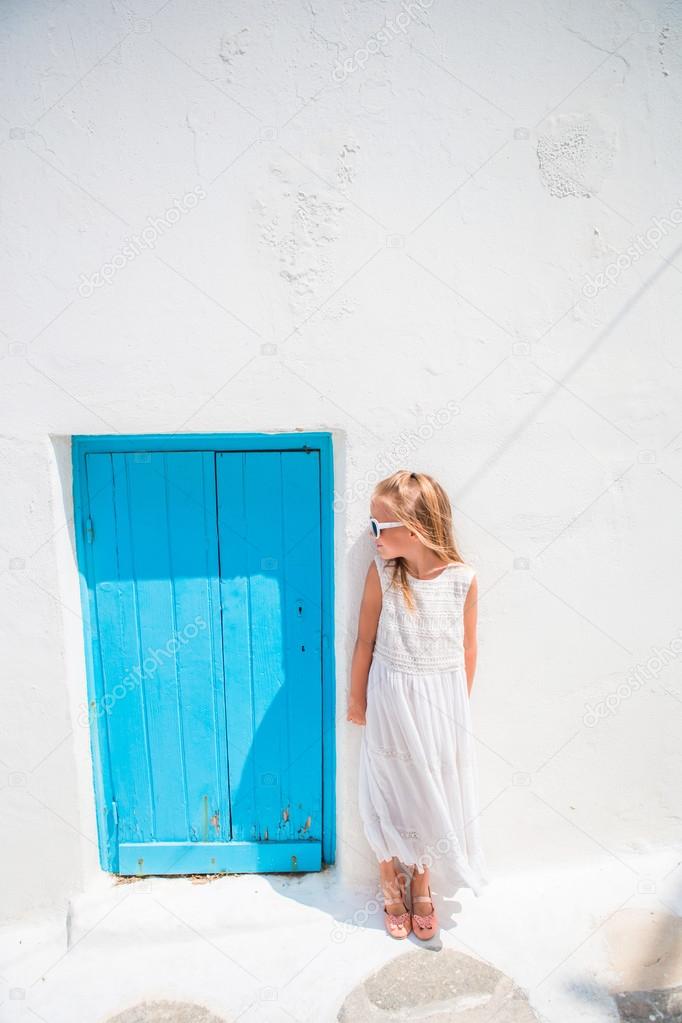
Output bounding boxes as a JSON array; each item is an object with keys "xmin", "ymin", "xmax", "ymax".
[{"xmin": 358, "ymin": 653, "xmax": 489, "ymax": 899}]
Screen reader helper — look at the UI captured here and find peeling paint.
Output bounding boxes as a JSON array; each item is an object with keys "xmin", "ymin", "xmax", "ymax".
[
  {"xmin": 202, "ymin": 794, "xmax": 209, "ymax": 842},
  {"xmin": 536, "ymin": 113, "xmax": 617, "ymax": 198},
  {"xmin": 218, "ymin": 28, "xmax": 248, "ymax": 80},
  {"xmin": 337, "ymin": 142, "xmax": 360, "ymax": 191},
  {"xmin": 659, "ymin": 25, "xmax": 670, "ymax": 76},
  {"xmin": 257, "ymin": 167, "xmax": 344, "ymax": 315}
]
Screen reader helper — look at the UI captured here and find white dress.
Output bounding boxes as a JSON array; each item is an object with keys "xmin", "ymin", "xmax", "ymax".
[{"xmin": 358, "ymin": 553, "xmax": 489, "ymax": 897}]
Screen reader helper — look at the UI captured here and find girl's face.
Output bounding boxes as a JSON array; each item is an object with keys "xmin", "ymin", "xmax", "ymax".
[{"xmin": 370, "ymin": 497, "xmax": 412, "ymax": 559}]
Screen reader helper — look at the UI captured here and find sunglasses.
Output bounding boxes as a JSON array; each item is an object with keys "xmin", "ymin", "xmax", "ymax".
[{"xmin": 369, "ymin": 516, "xmax": 403, "ymax": 539}]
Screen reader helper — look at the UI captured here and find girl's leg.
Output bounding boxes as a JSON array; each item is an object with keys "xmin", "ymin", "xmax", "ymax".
[
  {"xmin": 408, "ymin": 861, "xmax": 434, "ymax": 912},
  {"xmin": 378, "ymin": 857, "xmax": 407, "ymax": 914}
]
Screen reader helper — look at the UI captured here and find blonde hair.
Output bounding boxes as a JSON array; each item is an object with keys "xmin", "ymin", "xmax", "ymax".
[{"xmin": 372, "ymin": 469, "xmax": 466, "ymax": 612}]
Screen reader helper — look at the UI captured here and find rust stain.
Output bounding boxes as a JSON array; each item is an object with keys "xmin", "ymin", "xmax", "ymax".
[
  {"xmin": 302, "ymin": 815, "xmax": 312, "ymax": 832},
  {"xmin": 282, "ymin": 807, "xmax": 289, "ymax": 823},
  {"xmin": 210, "ymin": 811, "xmax": 220, "ymax": 835}
]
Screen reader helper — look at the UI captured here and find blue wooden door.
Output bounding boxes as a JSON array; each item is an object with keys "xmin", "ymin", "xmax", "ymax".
[{"xmin": 83, "ymin": 447, "xmax": 323, "ymax": 875}]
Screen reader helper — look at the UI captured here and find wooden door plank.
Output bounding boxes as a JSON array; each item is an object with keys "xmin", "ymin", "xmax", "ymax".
[
  {"xmin": 216, "ymin": 450, "xmax": 322, "ymax": 848},
  {"xmin": 85, "ymin": 451, "xmax": 228, "ymax": 850}
]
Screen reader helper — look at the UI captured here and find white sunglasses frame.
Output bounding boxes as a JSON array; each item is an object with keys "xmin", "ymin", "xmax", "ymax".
[{"xmin": 369, "ymin": 516, "xmax": 403, "ymax": 538}]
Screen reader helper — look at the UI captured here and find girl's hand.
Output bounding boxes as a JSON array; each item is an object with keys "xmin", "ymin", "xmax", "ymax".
[{"xmin": 347, "ymin": 696, "xmax": 366, "ymax": 726}]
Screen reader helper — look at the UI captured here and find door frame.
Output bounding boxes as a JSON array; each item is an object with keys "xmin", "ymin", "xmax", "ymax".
[{"xmin": 72, "ymin": 432, "xmax": 337, "ymax": 874}]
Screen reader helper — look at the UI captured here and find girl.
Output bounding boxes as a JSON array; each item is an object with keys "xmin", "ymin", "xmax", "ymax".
[{"xmin": 347, "ymin": 470, "xmax": 489, "ymax": 940}]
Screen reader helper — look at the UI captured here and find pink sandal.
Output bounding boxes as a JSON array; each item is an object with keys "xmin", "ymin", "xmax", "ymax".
[
  {"xmin": 382, "ymin": 872, "xmax": 411, "ymax": 939},
  {"xmin": 411, "ymin": 881, "xmax": 438, "ymax": 940}
]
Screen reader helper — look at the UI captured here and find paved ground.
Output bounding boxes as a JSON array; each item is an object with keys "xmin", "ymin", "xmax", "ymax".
[
  {"xmin": 0, "ymin": 849, "xmax": 680, "ymax": 1022},
  {"xmin": 106, "ymin": 1006, "xmax": 227, "ymax": 1022},
  {"xmin": 337, "ymin": 947, "xmax": 541, "ymax": 1021}
]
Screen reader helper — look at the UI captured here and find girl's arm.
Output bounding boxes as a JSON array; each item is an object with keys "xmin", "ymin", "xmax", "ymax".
[
  {"xmin": 463, "ymin": 574, "xmax": 478, "ymax": 697},
  {"xmin": 347, "ymin": 561, "xmax": 382, "ymax": 725}
]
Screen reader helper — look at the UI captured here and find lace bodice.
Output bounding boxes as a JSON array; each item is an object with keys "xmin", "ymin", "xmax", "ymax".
[{"xmin": 372, "ymin": 553, "xmax": 475, "ymax": 673}]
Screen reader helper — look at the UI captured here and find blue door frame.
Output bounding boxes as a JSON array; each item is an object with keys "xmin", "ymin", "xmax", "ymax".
[{"xmin": 72, "ymin": 432, "xmax": 336, "ymax": 875}]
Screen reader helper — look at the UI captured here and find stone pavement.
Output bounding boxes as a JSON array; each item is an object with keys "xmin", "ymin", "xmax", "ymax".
[
  {"xmin": 0, "ymin": 849, "xmax": 680, "ymax": 1023},
  {"xmin": 337, "ymin": 948, "xmax": 540, "ymax": 1021}
]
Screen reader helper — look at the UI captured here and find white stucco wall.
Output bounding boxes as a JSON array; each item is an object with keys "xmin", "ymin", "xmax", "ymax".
[{"xmin": 1, "ymin": 0, "xmax": 681, "ymax": 921}]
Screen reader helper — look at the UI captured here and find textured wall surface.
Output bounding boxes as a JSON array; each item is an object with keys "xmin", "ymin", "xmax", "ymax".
[{"xmin": 1, "ymin": 0, "xmax": 681, "ymax": 920}]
